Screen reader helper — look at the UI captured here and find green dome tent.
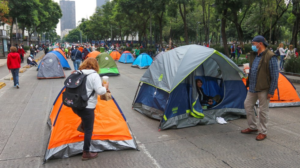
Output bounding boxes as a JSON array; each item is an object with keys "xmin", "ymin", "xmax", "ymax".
[{"xmin": 96, "ymin": 53, "xmax": 120, "ymax": 76}]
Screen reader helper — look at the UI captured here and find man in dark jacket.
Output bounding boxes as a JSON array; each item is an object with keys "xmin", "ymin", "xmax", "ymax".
[
  {"xmin": 71, "ymin": 46, "xmax": 82, "ymax": 70},
  {"xmin": 82, "ymin": 46, "xmax": 89, "ymax": 60},
  {"xmin": 241, "ymin": 35, "xmax": 279, "ymax": 141}
]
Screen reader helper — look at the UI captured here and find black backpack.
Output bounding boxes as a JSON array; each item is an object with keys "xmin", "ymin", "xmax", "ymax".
[{"xmin": 62, "ymin": 71, "xmax": 95, "ymax": 109}]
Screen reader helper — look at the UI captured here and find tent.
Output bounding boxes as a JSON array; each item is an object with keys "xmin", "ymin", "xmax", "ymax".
[
  {"xmin": 154, "ymin": 51, "xmax": 164, "ymax": 61},
  {"xmin": 38, "ymin": 51, "xmax": 71, "ymax": 70},
  {"xmin": 96, "ymin": 53, "xmax": 120, "ymax": 76},
  {"xmin": 37, "ymin": 52, "xmax": 65, "ymax": 79},
  {"xmin": 86, "ymin": 51, "xmax": 101, "ymax": 59},
  {"xmin": 242, "ymin": 73, "xmax": 300, "ymax": 107},
  {"xmin": 118, "ymin": 51, "xmax": 135, "ymax": 64},
  {"xmin": 132, "ymin": 45, "xmax": 247, "ymax": 130},
  {"xmin": 44, "ymin": 87, "xmax": 138, "ymax": 161},
  {"xmin": 132, "ymin": 53, "xmax": 153, "ymax": 69},
  {"xmin": 110, "ymin": 51, "xmax": 121, "ymax": 61},
  {"xmin": 100, "ymin": 47, "xmax": 105, "ymax": 53},
  {"xmin": 53, "ymin": 48, "xmax": 67, "ymax": 59}
]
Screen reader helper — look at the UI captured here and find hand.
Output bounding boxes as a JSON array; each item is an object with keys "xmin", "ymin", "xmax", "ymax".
[{"xmin": 267, "ymin": 94, "xmax": 273, "ymax": 99}]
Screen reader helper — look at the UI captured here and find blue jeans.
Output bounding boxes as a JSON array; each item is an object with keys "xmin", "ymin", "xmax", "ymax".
[
  {"xmin": 74, "ymin": 59, "xmax": 81, "ymax": 70},
  {"xmin": 280, "ymin": 55, "xmax": 285, "ymax": 69},
  {"xmin": 11, "ymin": 69, "xmax": 19, "ymax": 86}
]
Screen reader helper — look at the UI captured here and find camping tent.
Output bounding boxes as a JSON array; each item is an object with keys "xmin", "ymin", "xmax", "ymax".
[
  {"xmin": 44, "ymin": 87, "xmax": 138, "ymax": 161},
  {"xmin": 38, "ymin": 51, "xmax": 71, "ymax": 70},
  {"xmin": 37, "ymin": 52, "xmax": 65, "ymax": 79},
  {"xmin": 110, "ymin": 51, "xmax": 121, "ymax": 60},
  {"xmin": 53, "ymin": 48, "xmax": 67, "ymax": 59},
  {"xmin": 242, "ymin": 73, "xmax": 300, "ymax": 107},
  {"xmin": 118, "ymin": 51, "xmax": 135, "ymax": 63},
  {"xmin": 132, "ymin": 53, "xmax": 153, "ymax": 69},
  {"xmin": 86, "ymin": 51, "xmax": 101, "ymax": 59},
  {"xmin": 96, "ymin": 53, "xmax": 120, "ymax": 76},
  {"xmin": 154, "ymin": 51, "xmax": 164, "ymax": 61},
  {"xmin": 132, "ymin": 45, "xmax": 247, "ymax": 130}
]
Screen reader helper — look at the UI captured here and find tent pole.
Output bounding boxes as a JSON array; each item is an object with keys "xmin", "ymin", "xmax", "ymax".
[{"xmin": 132, "ymin": 82, "xmax": 142, "ymax": 107}]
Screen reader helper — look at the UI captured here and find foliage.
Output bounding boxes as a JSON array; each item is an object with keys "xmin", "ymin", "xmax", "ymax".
[{"xmin": 284, "ymin": 56, "xmax": 300, "ymax": 73}]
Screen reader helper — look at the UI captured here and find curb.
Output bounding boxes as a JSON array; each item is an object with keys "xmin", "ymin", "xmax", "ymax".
[
  {"xmin": 288, "ymin": 78, "xmax": 300, "ymax": 84},
  {"xmin": 19, "ymin": 68, "xmax": 27, "ymax": 73},
  {"xmin": 0, "ymin": 82, "xmax": 5, "ymax": 89}
]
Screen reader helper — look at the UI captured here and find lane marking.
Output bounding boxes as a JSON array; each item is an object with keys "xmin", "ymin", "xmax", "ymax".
[{"xmin": 137, "ymin": 140, "xmax": 161, "ymax": 168}]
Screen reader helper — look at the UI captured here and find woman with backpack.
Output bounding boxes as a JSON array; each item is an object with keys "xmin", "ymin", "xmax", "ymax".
[{"xmin": 69, "ymin": 57, "xmax": 109, "ymax": 160}]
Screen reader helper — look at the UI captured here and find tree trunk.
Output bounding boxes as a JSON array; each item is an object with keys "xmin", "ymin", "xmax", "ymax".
[
  {"xmin": 290, "ymin": 17, "xmax": 299, "ymax": 48},
  {"xmin": 10, "ymin": 17, "xmax": 15, "ymax": 45},
  {"xmin": 221, "ymin": 9, "xmax": 229, "ymax": 57},
  {"xmin": 179, "ymin": 4, "xmax": 189, "ymax": 45},
  {"xmin": 233, "ymin": 12, "xmax": 244, "ymax": 47}
]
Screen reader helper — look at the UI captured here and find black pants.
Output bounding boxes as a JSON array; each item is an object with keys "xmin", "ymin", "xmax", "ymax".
[{"xmin": 72, "ymin": 108, "xmax": 95, "ymax": 152}]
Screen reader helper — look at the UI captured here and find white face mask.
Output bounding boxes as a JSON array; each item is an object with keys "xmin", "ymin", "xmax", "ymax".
[{"xmin": 20, "ymin": 47, "xmax": 22, "ymax": 49}]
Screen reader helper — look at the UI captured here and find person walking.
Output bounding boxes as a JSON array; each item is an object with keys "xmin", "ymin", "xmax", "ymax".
[
  {"xmin": 241, "ymin": 35, "xmax": 279, "ymax": 141},
  {"xmin": 7, "ymin": 46, "xmax": 21, "ymax": 88},
  {"xmin": 44, "ymin": 45, "xmax": 49, "ymax": 55},
  {"xmin": 278, "ymin": 43, "xmax": 287, "ymax": 70},
  {"xmin": 30, "ymin": 46, "xmax": 35, "ymax": 58},
  {"xmin": 17, "ymin": 46, "xmax": 25, "ymax": 63},
  {"xmin": 82, "ymin": 46, "xmax": 89, "ymax": 60},
  {"xmin": 230, "ymin": 43, "xmax": 236, "ymax": 60},
  {"xmin": 134, "ymin": 47, "xmax": 140, "ymax": 57},
  {"xmin": 71, "ymin": 46, "xmax": 82, "ymax": 70},
  {"xmin": 64, "ymin": 47, "xmax": 69, "ymax": 58},
  {"xmin": 72, "ymin": 57, "xmax": 108, "ymax": 160},
  {"xmin": 237, "ymin": 45, "xmax": 242, "ymax": 60}
]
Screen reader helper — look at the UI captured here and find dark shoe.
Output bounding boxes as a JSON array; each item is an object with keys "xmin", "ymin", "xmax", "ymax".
[
  {"xmin": 16, "ymin": 84, "xmax": 19, "ymax": 89},
  {"xmin": 77, "ymin": 122, "xmax": 84, "ymax": 133},
  {"xmin": 256, "ymin": 133, "xmax": 267, "ymax": 141},
  {"xmin": 82, "ymin": 151, "xmax": 98, "ymax": 161},
  {"xmin": 241, "ymin": 128, "xmax": 258, "ymax": 134}
]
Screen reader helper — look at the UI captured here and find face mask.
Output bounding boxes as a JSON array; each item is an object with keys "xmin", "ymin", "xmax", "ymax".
[{"xmin": 252, "ymin": 45, "xmax": 258, "ymax": 52}]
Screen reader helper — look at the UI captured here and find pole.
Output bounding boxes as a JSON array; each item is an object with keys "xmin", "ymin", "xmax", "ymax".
[
  {"xmin": 16, "ymin": 18, "xmax": 18, "ymax": 45},
  {"xmin": 150, "ymin": 14, "xmax": 152, "ymax": 48},
  {"xmin": 220, "ymin": 22, "xmax": 222, "ymax": 46},
  {"xmin": 197, "ymin": 24, "xmax": 199, "ymax": 44},
  {"xmin": 208, "ymin": 6, "xmax": 210, "ymax": 45},
  {"xmin": 80, "ymin": 30, "xmax": 82, "ymax": 44}
]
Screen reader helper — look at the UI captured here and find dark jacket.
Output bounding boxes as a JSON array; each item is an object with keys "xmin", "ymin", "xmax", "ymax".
[
  {"xmin": 82, "ymin": 48, "xmax": 89, "ymax": 59},
  {"xmin": 71, "ymin": 49, "xmax": 82, "ymax": 60},
  {"xmin": 196, "ymin": 87, "xmax": 210, "ymax": 104},
  {"xmin": 247, "ymin": 49, "xmax": 274, "ymax": 91}
]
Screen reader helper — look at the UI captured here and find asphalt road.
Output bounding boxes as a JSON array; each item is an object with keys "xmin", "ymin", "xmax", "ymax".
[{"xmin": 0, "ymin": 58, "xmax": 300, "ymax": 168}]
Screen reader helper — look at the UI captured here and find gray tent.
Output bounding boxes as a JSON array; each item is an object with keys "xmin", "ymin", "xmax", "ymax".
[
  {"xmin": 133, "ymin": 45, "xmax": 248, "ymax": 129},
  {"xmin": 37, "ymin": 53, "xmax": 65, "ymax": 79}
]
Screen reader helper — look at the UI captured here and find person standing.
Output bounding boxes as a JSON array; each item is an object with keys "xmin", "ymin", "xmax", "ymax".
[
  {"xmin": 44, "ymin": 45, "xmax": 49, "ymax": 55},
  {"xmin": 230, "ymin": 43, "xmax": 236, "ymax": 60},
  {"xmin": 82, "ymin": 46, "xmax": 89, "ymax": 60},
  {"xmin": 30, "ymin": 46, "xmax": 35, "ymax": 58},
  {"xmin": 64, "ymin": 47, "xmax": 69, "ymax": 58},
  {"xmin": 135, "ymin": 47, "xmax": 140, "ymax": 57},
  {"xmin": 237, "ymin": 45, "xmax": 242, "ymax": 60},
  {"xmin": 17, "ymin": 46, "xmax": 25, "ymax": 63},
  {"xmin": 71, "ymin": 58, "xmax": 108, "ymax": 160},
  {"xmin": 278, "ymin": 43, "xmax": 287, "ymax": 70},
  {"xmin": 285, "ymin": 45, "xmax": 295, "ymax": 60},
  {"xmin": 241, "ymin": 35, "xmax": 279, "ymax": 141},
  {"xmin": 71, "ymin": 46, "xmax": 82, "ymax": 70},
  {"xmin": 7, "ymin": 46, "xmax": 21, "ymax": 88}
]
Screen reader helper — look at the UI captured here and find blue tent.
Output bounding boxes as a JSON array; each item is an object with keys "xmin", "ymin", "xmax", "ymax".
[
  {"xmin": 132, "ymin": 45, "xmax": 247, "ymax": 130},
  {"xmin": 118, "ymin": 52, "xmax": 135, "ymax": 64},
  {"xmin": 38, "ymin": 51, "xmax": 71, "ymax": 70},
  {"xmin": 132, "ymin": 53, "xmax": 153, "ymax": 69}
]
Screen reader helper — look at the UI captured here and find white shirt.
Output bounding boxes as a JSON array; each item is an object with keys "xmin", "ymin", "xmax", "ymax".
[{"xmin": 279, "ymin": 47, "xmax": 287, "ymax": 55}]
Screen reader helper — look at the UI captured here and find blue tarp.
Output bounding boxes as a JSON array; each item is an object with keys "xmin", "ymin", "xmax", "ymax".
[
  {"xmin": 132, "ymin": 53, "xmax": 153, "ymax": 68},
  {"xmin": 118, "ymin": 53, "xmax": 135, "ymax": 63}
]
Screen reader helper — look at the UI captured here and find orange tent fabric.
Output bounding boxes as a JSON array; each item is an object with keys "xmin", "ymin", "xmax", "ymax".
[
  {"xmin": 53, "ymin": 48, "xmax": 67, "ymax": 60},
  {"xmin": 86, "ymin": 51, "xmax": 100, "ymax": 59},
  {"xmin": 242, "ymin": 73, "xmax": 300, "ymax": 107},
  {"xmin": 110, "ymin": 51, "xmax": 121, "ymax": 60},
  {"xmin": 45, "ymin": 88, "xmax": 137, "ymax": 161}
]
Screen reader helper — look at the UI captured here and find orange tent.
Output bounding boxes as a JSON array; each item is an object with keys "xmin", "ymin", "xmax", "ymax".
[
  {"xmin": 44, "ymin": 87, "xmax": 138, "ymax": 161},
  {"xmin": 86, "ymin": 51, "xmax": 100, "ymax": 59},
  {"xmin": 242, "ymin": 72, "xmax": 300, "ymax": 107},
  {"xmin": 110, "ymin": 51, "xmax": 121, "ymax": 60},
  {"xmin": 53, "ymin": 48, "xmax": 67, "ymax": 60},
  {"xmin": 123, "ymin": 51, "xmax": 131, "ymax": 54}
]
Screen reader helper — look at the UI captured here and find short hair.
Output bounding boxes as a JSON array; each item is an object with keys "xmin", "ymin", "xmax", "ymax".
[
  {"xmin": 10, "ymin": 46, "xmax": 17, "ymax": 52},
  {"xmin": 75, "ymin": 46, "xmax": 79, "ymax": 48},
  {"xmin": 79, "ymin": 57, "xmax": 99, "ymax": 72},
  {"xmin": 289, "ymin": 45, "xmax": 294, "ymax": 51}
]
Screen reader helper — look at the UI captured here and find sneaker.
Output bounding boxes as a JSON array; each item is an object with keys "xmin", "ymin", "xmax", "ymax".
[{"xmin": 16, "ymin": 84, "xmax": 19, "ymax": 89}]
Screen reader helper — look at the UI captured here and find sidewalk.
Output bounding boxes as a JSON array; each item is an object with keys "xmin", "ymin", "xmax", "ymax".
[{"xmin": 0, "ymin": 50, "xmax": 31, "ymax": 67}]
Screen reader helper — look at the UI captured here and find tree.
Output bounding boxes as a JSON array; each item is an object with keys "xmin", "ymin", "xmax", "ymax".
[
  {"xmin": 215, "ymin": 0, "xmax": 229, "ymax": 56},
  {"xmin": 0, "ymin": 0, "xmax": 9, "ymax": 22},
  {"xmin": 290, "ymin": 0, "xmax": 300, "ymax": 48}
]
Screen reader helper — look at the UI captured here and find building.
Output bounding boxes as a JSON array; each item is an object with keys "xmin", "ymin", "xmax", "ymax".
[
  {"xmin": 60, "ymin": 0, "xmax": 76, "ymax": 35},
  {"xmin": 61, "ymin": 29, "xmax": 72, "ymax": 38},
  {"xmin": 96, "ymin": 0, "xmax": 108, "ymax": 8}
]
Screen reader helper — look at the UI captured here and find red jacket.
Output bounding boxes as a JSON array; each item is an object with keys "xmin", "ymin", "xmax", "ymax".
[
  {"xmin": 7, "ymin": 52, "xmax": 21, "ymax": 69},
  {"xmin": 17, "ymin": 48, "xmax": 26, "ymax": 56}
]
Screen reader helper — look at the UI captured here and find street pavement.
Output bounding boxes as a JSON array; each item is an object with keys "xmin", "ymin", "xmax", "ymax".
[{"xmin": 0, "ymin": 57, "xmax": 300, "ymax": 168}]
